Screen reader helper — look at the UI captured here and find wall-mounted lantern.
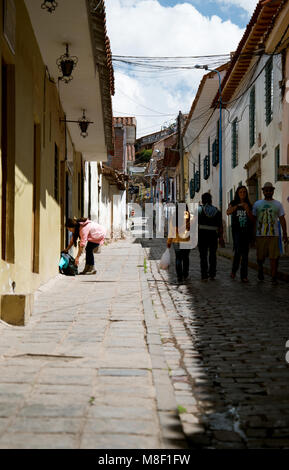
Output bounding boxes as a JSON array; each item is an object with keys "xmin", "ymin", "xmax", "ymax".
[
  {"xmin": 57, "ymin": 44, "xmax": 78, "ymax": 83},
  {"xmin": 41, "ymin": 1, "xmax": 58, "ymax": 13},
  {"xmin": 60, "ymin": 110, "xmax": 93, "ymax": 138},
  {"xmin": 78, "ymin": 110, "xmax": 93, "ymax": 138}
]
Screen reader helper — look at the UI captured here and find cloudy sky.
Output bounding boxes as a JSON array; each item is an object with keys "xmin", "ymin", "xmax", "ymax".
[{"xmin": 105, "ymin": 0, "xmax": 258, "ymax": 138}]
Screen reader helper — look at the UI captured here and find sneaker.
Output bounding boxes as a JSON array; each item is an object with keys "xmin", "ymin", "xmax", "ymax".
[
  {"xmin": 81, "ymin": 265, "xmax": 96, "ymax": 275},
  {"xmin": 230, "ymin": 273, "xmax": 236, "ymax": 280},
  {"xmin": 241, "ymin": 278, "xmax": 249, "ymax": 283},
  {"xmin": 79, "ymin": 264, "xmax": 89, "ymax": 275},
  {"xmin": 209, "ymin": 276, "xmax": 216, "ymax": 281},
  {"xmin": 201, "ymin": 277, "xmax": 208, "ymax": 282}
]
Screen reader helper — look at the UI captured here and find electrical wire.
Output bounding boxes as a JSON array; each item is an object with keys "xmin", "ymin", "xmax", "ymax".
[
  {"xmin": 115, "ymin": 87, "xmax": 176, "ymax": 115},
  {"xmin": 114, "ymin": 111, "xmax": 177, "ymax": 117}
]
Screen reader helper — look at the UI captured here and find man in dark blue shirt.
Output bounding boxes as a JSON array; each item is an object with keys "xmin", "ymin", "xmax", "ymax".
[{"xmin": 198, "ymin": 193, "xmax": 224, "ymax": 280}]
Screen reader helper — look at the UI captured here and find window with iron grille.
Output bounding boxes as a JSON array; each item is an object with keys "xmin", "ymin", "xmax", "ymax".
[
  {"xmin": 265, "ymin": 58, "xmax": 273, "ymax": 126},
  {"xmin": 203, "ymin": 155, "xmax": 210, "ymax": 180},
  {"xmin": 275, "ymin": 144, "xmax": 280, "ymax": 182},
  {"xmin": 249, "ymin": 86, "xmax": 255, "ymax": 147},
  {"xmin": 231, "ymin": 118, "xmax": 238, "ymax": 168},
  {"xmin": 190, "ymin": 178, "xmax": 195, "ymax": 199},
  {"xmin": 194, "ymin": 170, "xmax": 200, "ymax": 193},
  {"xmin": 212, "ymin": 139, "xmax": 219, "ymax": 166}
]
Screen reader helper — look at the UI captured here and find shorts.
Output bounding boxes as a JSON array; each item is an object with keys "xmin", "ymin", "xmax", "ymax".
[{"xmin": 256, "ymin": 236, "xmax": 280, "ymax": 260}]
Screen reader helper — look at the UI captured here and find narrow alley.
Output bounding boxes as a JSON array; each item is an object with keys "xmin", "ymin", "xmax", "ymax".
[{"xmin": 0, "ymin": 237, "xmax": 288, "ymax": 449}]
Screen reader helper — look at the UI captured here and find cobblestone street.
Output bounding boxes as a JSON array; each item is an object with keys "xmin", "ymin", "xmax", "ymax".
[
  {"xmin": 0, "ymin": 237, "xmax": 288, "ymax": 449},
  {"xmin": 142, "ymin": 238, "xmax": 289, "ymax": 449}
]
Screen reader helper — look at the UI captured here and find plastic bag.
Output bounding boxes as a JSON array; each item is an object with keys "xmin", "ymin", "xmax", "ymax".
[{"xmin": 159, "ymin": 248, "xmax": 170, "ymax": 270}]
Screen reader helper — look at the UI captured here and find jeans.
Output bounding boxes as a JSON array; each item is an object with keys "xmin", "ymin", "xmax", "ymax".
[
  {"xmin": 232, "ymin": 232, "xmax": 250, "ymax": 279},
  {"xmin": 86, "ymin": 242, "xmax": 99, "ymax": 266},
  {"xmin": 173, "ymin": 245, "xmax": 190, "ymax": 280},
  {"xmin": 198, "ymin": 230, "xmax": 218, "ymax": 278}
]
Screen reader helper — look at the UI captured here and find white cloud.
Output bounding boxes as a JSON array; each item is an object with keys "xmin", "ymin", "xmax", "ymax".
[
  {"xmin": 105, "ymin": 0, "xmax": 245, "ymax": 137},
  {"xmin": 215, "ymin": 0, "xmax": 257, "ymax": 15}
]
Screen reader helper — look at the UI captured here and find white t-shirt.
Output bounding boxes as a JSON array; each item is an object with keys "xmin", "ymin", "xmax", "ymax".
[{"xmin": 252, "ymin": 199, "xmax": 285, "ymax": 237}]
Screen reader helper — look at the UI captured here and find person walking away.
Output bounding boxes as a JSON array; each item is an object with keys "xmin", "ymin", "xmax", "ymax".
[
  {"xmin": 252, "ymin": 182, "xmax": 288, "ymax": 285},
  {"xmin": 167, "ymin": 204, "xmax": 192, "ymax": 283},
  {"xmin": 198, "ymin": 193, "xmax": 224, "ymax": 281},
  {"xmin": 227, "ymin": 186, "xmax": 254, "ymax": 282},
  {"xmin": 65, "ymin": 218, "xmax": 106, "ymax": 275}
]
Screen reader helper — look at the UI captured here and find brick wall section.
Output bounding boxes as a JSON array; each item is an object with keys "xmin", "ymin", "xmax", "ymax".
[{"xmin": 112, "ymin": 127, "xmax": 125, "ymax": 172}]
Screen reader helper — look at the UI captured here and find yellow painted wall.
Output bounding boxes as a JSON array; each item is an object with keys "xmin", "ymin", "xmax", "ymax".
[{"xmin": 0, "ymin": 0, "xmax": 69, "ymax": 295}]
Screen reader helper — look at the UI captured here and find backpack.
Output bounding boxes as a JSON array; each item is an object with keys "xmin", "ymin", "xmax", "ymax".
[{"xmin": 59, "ymin": 252, "xmax": 78, "ymax": 276}]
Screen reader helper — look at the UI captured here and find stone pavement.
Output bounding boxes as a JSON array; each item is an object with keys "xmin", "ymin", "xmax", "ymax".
[
  {"xmin": 0, "ymin": 240, "xmax": 186, "ymax": 449},
  {"xmin": 141, "ymin": 238, "xmax": 289, "ymax": 449},
  {"xmin": 0, "ymin": 237, "xmax": 289, "ymax": 449}
]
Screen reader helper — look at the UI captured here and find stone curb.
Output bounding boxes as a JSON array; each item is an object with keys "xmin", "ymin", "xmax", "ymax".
[
  {"xmin": 217, "ymin": 248, "xmax": 289, "ymax": 282},
  {"xmin": 138, "ymin": 249, "xmax": 187, "ymax": 448}
]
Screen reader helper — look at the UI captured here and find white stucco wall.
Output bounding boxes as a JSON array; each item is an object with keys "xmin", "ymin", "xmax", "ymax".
[
  {"xmin": 184, "ymin": 107, "xmax": 221, "ymax": 210},
  {"xmin": 223, "ymin": 54, "xmax": 283, "ymax": 206}
]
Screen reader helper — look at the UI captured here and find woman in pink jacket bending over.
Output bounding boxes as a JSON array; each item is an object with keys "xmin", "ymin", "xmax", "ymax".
[{"xmin": 65, "ymin": 218, "xmax": 106, "ymax": 275}]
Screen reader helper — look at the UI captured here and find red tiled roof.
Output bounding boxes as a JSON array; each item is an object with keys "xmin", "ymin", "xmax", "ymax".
[
  {"xmin": 96, "ymin": 0, "xmax": 115, "ymax": 96},
  {"xmin": 88, "ymin": 0, "xmax": 115, "ymax": 153},
  {"xmin": 213, "ymin": 0, "xmax": 284, "ymax": 105},
  {"xmin": 101, "ymin": 163, "xmax": 126, "ymax": 190},
  {"xmin": 113, "ymin": 117, "xmax": 137, "ymax": 127}
]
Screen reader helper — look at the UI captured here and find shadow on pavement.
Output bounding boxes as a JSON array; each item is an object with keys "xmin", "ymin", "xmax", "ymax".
[{"xmin": 137, "ymin": 237, "xmax": 289, "ymax": 449}]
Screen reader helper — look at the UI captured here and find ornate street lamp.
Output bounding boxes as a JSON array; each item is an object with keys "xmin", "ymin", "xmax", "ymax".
[
  {"xmin": 57, "ymin": 44, "xmax": 78, "ymax": 83},
  {"xmin": 60, "ymin": 110, "xmax": 93, "ymax": 139},
  {"xmin": 78, "ymin": 110, "xmax": 93, "ymax": 138},
  {"xmin": 41, "ymin": 1, "xmax": 58, "ymax": 13}
]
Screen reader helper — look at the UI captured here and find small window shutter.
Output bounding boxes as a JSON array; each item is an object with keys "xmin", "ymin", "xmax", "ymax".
[
  {"xmin": 231, "ymin": 119, "xmax": 238, "ymax": 168},
  {"xmin": 265, "ymin": 58, "xmax": 273, "ymax": 126},
  {"xmin": 249, "ymin": 86, "xmax": 255, "ymax": 147}
]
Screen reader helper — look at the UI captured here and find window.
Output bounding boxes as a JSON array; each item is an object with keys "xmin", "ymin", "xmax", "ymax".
[
  {"xmin": 265, "ymin": 58, "xmax": 273, "ymax": 126},
  {"xmin": 231, "ymin": 118, "xmax": 238, "ymax": 168},
  {"xmin": 1, "ymin": 61, "xmax": 15, "ymax": 263},
  {"xmin": 32, "ymin": 124, "xmax": 41, "ymax": 273},
  {"xmin": 212, "ymin": 139, "xmax": 219, "ymax": 166},
  {"xmin": 216, "ymin": 120, "xmax": 220, "ymax": 148},
  {"xmin": 190, "ymin": 178, "xmax": 195, "ymax": 199},
  {"xmin": 249, "ymin": 86, "xmax": 256, "ymax": 147},
  {"xmin": 194, "ymin": 170, "xmax": 200, "ymax": 193},
  {"xmin": 54, "ymin": 144, "xmax": 59, "ymax": 201},
  {"xmin": 275, "ymin": 145, "xmax": 280, "ymax": 182},
  {"xmin": 203, "ymin": 155, "xmax": 210, "ymax": 180}
]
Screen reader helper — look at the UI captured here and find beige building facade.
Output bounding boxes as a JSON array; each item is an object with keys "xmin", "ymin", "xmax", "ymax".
[{"xmin": 0, "ymin": 0, "xmax": 114, "ymax": 323}]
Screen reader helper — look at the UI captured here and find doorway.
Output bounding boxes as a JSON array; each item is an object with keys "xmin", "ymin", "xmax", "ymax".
[
  {"xmin": 247, "ymin": 173, "xmax": 260, "ymax": 205},
  {"xmin": 1, "ymin": 60, "xmax": 15, "ymax": 263}
]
